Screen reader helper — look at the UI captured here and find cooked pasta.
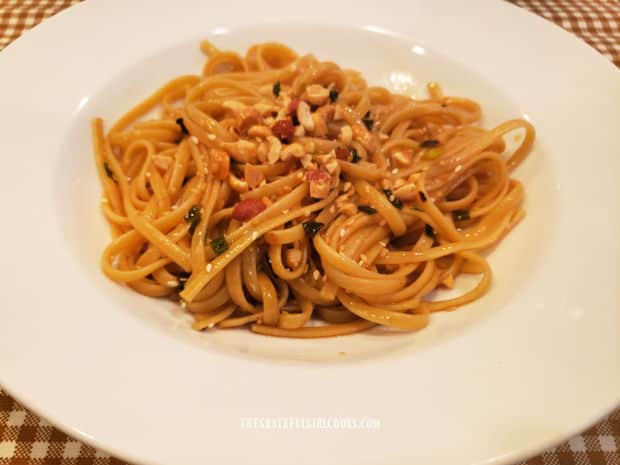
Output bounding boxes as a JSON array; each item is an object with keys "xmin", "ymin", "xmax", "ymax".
[{"xmin": 92, "ymin": 40, "xmax": 535, "ymax": 338}]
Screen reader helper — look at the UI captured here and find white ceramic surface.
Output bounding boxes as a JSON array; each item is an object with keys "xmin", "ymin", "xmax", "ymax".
[{"xmin": 0, "ymin": 1, "xmax": 618, "ymax": 464}]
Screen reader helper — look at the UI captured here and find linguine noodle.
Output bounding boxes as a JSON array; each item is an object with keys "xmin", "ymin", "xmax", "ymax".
[{"xmin": 92, "ymin": 41, "xmax": 535, "ymax": 338}]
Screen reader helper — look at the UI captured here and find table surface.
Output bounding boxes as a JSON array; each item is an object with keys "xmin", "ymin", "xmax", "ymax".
[{"xmin": 1, "ymin": 0, "xmax": 619, "ymax": 464}]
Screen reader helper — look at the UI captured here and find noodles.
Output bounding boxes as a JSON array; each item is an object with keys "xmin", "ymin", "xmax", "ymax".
[{"xmin": 92, "ymin": 40, "xmax": 535, "ymax": 338}]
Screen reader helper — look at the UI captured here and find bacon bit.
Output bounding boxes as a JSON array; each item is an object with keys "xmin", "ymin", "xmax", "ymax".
[
  {"xmin": 306, "ymin": 169, "xmax": 330, "ymax": 199},
  {"xmin": 288, "ymin": 98, "xmax": 301, "ymax": 115},
  {"xmin": 335, "ymin": 146, "xmax": 350, "ymax": 160},
  {"xmin": 232, "ymin": 199, "xmax": 266, "ymax": 222},
  {"xmin": 306, "ymin": 169, "xmax": 330, "ymax": 183},
  {"xmin": 271, "ymin": 119, "xmax": 295, "ymax": 142}
]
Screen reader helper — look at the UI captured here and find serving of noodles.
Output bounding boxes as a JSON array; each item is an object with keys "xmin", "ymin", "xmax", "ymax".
[{"xmin": 91, "ymin": 40, "xmax": 535, "ymax": 338}]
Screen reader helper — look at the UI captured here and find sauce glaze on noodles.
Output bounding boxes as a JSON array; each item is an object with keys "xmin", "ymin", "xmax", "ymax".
[{"xmin": 92, "ymin": 41, "xmax": 535, "ymax": 338}]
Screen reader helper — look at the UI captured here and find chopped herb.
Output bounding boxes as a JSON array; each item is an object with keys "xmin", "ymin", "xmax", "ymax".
[
  {"xmin": 175, "ymin": 117, "xmax": 189, "ymax": 135},
  {"xmin": 362, "ymin": 111, "xmax": 374, "ymax": 130},
  {"xmin": 452, "ymin": 210, "xmax": 471, "ymax": 221},
  {"xmin": 284, "ymin": 220, "xmax": 293, "ymax": 228},
  {"xmin": 291, "ymin": 114, "xmax": 300, "ymax": 126},
  {"xmin": 303, "ymin": 221, "xmax": 324, "ymax": 238},
  {"xmin": 350, "ymin": 147, "xmax": 361, "ymax": 163},
  {"xmin": 423, "ymin": 148, "xmax": 442, "ymax": 160},
  {"xmin": 424, "ymin": 224, "xmax": 436, "ymax": 240},
  {"xmin": 103, "ymin": 162, "xmax": 116, "ymax": 182},
  {"xmin": 210, "ymin": 236, "xmax": 229, "ymax": 255},
  {"xmin": 419, "ymin": 191, "xmax": 427, "ymax": 202},
  {"xmin": 184, "ymin": 205, "xmax": 201, "ymax": 234},
  {"xmin": 272, "ymin": 81, "xmax": 281, "ymax": 97},
  {"xmin": 358, "ymin": 205, "xmax": 377, "ymax": 215},
  {"xmin": 182, "ymin": 176, "xmax": 189, "ymax": 187},
  {"xmin": 383, "ymin": 189, "xmax": 403, "ymax": 209},
  {"xmin": 329, "ymin": 89, "xmax": 339, "ymax": 103},
  {"xmin": 420, "ymin": 139, "xmax": 439, "ymax": 148}
]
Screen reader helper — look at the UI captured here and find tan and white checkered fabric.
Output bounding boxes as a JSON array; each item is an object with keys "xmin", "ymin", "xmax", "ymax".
[
  {"xmin": 0, "ymin": 0, "xmax": 80, "ymax": 50},
  {"xmin": 511, "ymin": 0, "xmax": 620, "ymax": 67},
  {"xmin": 0, "ymin": 1, "xmax": 619, "ymax": 464}
]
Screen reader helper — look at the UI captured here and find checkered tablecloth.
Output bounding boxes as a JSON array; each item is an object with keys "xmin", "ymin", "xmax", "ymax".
[{"xmin": 0, "ymin": 1, "xmax": 619, "ymax": 464}]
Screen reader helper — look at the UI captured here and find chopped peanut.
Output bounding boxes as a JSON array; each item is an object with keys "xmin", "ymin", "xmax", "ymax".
[
  {"xmin": 303, "ymin": 84, "xmax": 329, "ymax": 106},
  {"xmin": 296, "ymin": 101, "xmax": 314, "ymax": 131},
  {"xmin": 244, "ymin": 164, "xmax": 265, "ymax": 188},
  {"xmin": 247, "ymin": 125, "xmax": 272, "ymax": 138},
  {"xmin": 281, "ymin": 142, "xmax": 304, "ymax": 161},
  {"xmin": 221, "ymin": 140, "xmax": 257, "ymax": 163},
  {"xmin": 338, "ymin": 125, "xmax": 353, "ymax": 145},
  {"xmin": 311, "ymin": 113, "xmax": 328, "ymax": 137},
  {"xmin": 209, "ymin": 149, "xmax": 230, "ymax": 180},
  {"xmin": 266, "ymin": 136, "xmax": 282, "ymax": 164},
  {"xmin": 293, "ymin": 125, "xmax": 306, "ymax": 137}
]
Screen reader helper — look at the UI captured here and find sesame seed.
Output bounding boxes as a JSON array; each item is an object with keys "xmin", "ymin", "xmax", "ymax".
[
  {"xmin": 167, "ymin": 280, "xmax": 179, "ymax": 287},
  {"xmin": 391, "ymin": 168, "xmax": 399, "ymax": 174},
  {"xmin": 180, "ymin": 300, "xmax": 187, "ymax": 308},
  {"xmin": 343, "ymin": 182, "xmax": 352, "ymax": 191},
  {"xmin": 206, "ymin": 263, "xmax": 213, "ymax": 272},
  {"xmin": 207, "ymin": 322, "xmax": 215, "ymax": 328},
  {"xmin": 339, "ymin": 228, "xmax": 346, "ymax": 238},
  {"xmin": 251, "ymin": 231, "xmax": 258, "ymax": 240},
  {"xmin": 190, "ymin": 136, "xmax": 199, "ymax": 144},
  {"xmin": 455, "ymin": 164, "xmax": 462, "ymax": 172},
  {"xmin": 329, "ymin": 205, "xmax": 336, "ymax": 214},
  {"xmin": 207, "ymin": 134, "xmax": 216, "ymax": 141},
  {"xmin": 360, "ymin": 254, "xmax": 368, "ymax": 262},
  {"xmin": 313, "ymin": 270, "xmax": 320, "ymax": 280}
]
